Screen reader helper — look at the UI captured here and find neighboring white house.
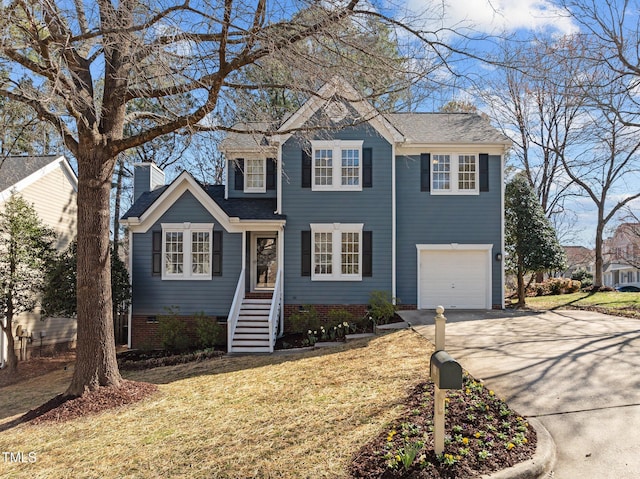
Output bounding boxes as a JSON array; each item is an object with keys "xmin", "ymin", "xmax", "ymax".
[
  {"xmin": 0, "ymin": 155, "xmax": 78, "ymax": 367},
  {"xmin": 603, "ymin": 223, "xmax": 640, "ymax": 288}
]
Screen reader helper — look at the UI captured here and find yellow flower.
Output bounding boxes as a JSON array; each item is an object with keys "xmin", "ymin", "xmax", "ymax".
[
  {"xmin": 395, "ymin": 455, "xmax": 401, "ymax": 462},
  {"xmin": 462, "ymin": 437, "xmax": 469, "ymax": 445},
  {"xmin": 474, "ymin": 432, "xmax": 482, "ymax": 438},
  {"xmin": 507, "ymin": 442, "xmax": 515, "ymax": 450},
  {"xmin": 523, "ymin": 438, "xmax": 528, "ymax": 444},
  {"xmin": 489, "ymin": 390, "xmax": 495, "ymax": 396}
]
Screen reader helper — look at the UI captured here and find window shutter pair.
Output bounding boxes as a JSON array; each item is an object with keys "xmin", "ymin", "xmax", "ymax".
[
  {"xmin": 301, "ymin": 231, "xmax": 372, "ymax": 277},
  {"xmin": 152, "ymin": 229, "xmax": 222, "ymax": 276},
  {"xmin": 301, "ymin": 147, "xmax": 373, "ymax": 187},
  {"xmin": 420, "ymin": 153, "xmax": 489, "ymax": 192}
]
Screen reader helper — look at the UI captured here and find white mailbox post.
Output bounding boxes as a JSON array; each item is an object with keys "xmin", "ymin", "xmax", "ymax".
[{"xmin": 429, "ymin": 306, "xmax": 462, "ymax": 455}]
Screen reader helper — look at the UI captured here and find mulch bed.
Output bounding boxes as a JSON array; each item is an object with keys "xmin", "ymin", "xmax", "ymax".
[
  {"xmin": 22, "ymin": 380, "xmax": 158, "ymax": 425},
  {"xmin": 350, "ymin": 378, "xmax": 536, "ymax": 479}
]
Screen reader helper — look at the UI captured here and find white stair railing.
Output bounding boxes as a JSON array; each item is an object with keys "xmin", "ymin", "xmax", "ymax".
[
  {"xmin": 227, "ymin": 268, "xmax": 245, "ymax": 353},
  {"xmin": 267, "ymin": 269, "xmax": 283, "ymax": 352}
]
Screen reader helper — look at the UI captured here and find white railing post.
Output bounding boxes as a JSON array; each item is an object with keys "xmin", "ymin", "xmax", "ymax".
[
  {"xmin": 227, "ymin": 269, "xmax": 245, "ymax": 352},
  {"xmin": 268, "ymin": 269, "xmax": 282, "ymax": 352}
]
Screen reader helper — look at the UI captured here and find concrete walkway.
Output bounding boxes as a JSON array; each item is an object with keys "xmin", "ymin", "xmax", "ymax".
[{"xmin": 399, "ymin": 309, "xmax": 640, "ymax": 479}]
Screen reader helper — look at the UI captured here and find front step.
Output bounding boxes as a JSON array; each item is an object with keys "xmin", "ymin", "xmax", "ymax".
[{"xmin": 230, "ymin": 296, "xmax": 273, "ymax": 353}]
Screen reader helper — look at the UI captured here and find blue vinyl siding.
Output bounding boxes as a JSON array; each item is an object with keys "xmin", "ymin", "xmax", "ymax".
[
  {"xmin": 131, "ymin": 190, "xmax": 242, "ymax": 317},
  {"xmin": 281, "ymin": 124, "xmax": 393, "ymax": 305},
  {"xmin": 395, "ymin": 154, "xmax": 503, "ymax": 306}
]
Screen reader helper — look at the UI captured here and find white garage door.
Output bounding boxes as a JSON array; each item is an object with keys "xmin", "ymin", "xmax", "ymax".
[{"xmin": 418, "ymin": 248, "xmax": 491, "ymax": 309}]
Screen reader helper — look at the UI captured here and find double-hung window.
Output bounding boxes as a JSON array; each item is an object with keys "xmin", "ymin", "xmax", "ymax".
[
  {"xmin": 311, "ymin": 140, "xmax": 363, "ymax": 191},
  {"xmin": 244, "ymin": 158, "xmax": 266, "ymax": 193},
  {"xmin": 162, "ymin": 223, "xmax": 213, "ymax": 280},
  {"xmin": 431, "ymin": 154, "xmax": 478, "ymax": 194},
  {"xmin": 311, "ymin": 223, "xmax": 363, "ymax": 281}
]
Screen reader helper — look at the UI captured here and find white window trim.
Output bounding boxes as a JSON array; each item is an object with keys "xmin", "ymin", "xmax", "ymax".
[
  {"xmin": 311, "ymin": 140, "xmax": 363, "ymax": 191},
  {"xmin": 431, "ymin": 153, "xmax": 479, "ymax": 195},
  {"xmin": 244, "ymin": 158, "xmax": 267, "ymax": 193},
  {"xmin": 161, "ymin": 223, "xmax": 214, "ymax": 280},
  {"xmin": 310, "ymin": 223, "xmax": 363, "ymax": 281}
]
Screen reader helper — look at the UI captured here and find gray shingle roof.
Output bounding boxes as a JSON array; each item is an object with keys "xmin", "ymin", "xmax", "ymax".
[
  {"xmin": 220, "ymin": 113, "xmax": 510, "ymax": 151},
  {"xmin": 122, "ymin": 184, "xmax": 285, "ymax": 221},
  {"xmin": 0, "ymin": 155, "xmax": 62, "ymax": 193},
  {"xmin": 385, "ymin": 113, "xmax": 511, "ymax": 145}
]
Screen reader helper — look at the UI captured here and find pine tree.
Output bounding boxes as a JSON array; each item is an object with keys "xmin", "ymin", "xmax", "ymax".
[
  {"xmin": 505, "ymin": 175, "xmax": 567, "ymax": 307},
  {"xmin": 0, "ymin": 194, "xmax": 56, "ymax": 373}
]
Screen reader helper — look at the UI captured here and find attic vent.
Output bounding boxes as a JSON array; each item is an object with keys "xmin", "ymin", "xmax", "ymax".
[{"xmin": 325, "ymin": 100, "xmax": 348, "ymax": 123}]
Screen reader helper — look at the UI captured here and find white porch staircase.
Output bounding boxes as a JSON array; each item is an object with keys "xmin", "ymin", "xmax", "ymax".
[{"xmin": 230, "ymin": 294, "xmax": 272, "ymax": 353}]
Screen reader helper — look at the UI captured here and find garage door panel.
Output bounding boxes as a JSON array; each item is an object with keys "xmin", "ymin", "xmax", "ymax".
[{"xmin": 419, "ymin": 249, "xmax": 489, "ymax": 309}]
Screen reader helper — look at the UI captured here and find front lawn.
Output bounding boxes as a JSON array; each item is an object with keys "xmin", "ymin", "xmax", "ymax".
[
  {"xmin": 0, "ymin": 330, "xmax": 535, "ymax": 478},
  {"xmin": 0, "ymin": 331, "xmax": 431, "ymax": 478},
  {"xmin": 516, "ymin": 291, "xmax": 640, "ymax": 317}
]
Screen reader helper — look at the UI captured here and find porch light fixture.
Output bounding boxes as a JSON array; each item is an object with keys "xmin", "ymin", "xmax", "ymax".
[{"xmin": 495, "ymin": 253, "xmax": 503, "ymax": 261}]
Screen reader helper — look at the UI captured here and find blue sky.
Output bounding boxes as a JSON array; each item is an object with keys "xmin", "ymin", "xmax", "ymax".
[{"xmin": 404, "ymin": 0, "xmax": 633, "ymax": 248}]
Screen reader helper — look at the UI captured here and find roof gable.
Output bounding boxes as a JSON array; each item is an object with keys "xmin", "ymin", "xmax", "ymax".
[
  {"xmin": 274, "ymin": 77, "xmax": 404, "ymax": 145},
  {"xmin": 0, "ymin": 155, "xmax": 77, "ymax": 203},
  {"xmin": 122, "ymin": 171, "xmax": 285, "ymax": 233}
]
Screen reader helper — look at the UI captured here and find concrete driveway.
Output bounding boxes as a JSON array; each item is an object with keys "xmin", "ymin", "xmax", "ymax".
[{"xmin": 402, "ymin": 309, "xmax": 640, "ymax": 479}]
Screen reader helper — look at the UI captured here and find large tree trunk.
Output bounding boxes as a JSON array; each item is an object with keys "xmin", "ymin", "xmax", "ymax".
[
  {"xmin": 594, "ymin": 213, "xmax": 605, "ymax": 289},
  {"xmin": 516, "ymin": 261, "xmax": 526, "ymax": 308},
  {"xmin": 65, "ymin": 151, "xmax": 121, "ymax": 397}
]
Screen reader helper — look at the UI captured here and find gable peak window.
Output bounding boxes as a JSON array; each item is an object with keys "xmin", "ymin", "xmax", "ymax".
[
  {"xmin": 431, "ymin": 153, "xmax": 479, "ymax": 195},
  {"xmin": 311, "ymin": 140, "xmax": 363, "ymax": 191}
]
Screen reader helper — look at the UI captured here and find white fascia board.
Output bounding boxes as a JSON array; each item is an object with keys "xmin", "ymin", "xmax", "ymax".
[
  {"xmin": 0, "ymin": 155, "xmax": 77, "ymax": 202},
  {"xmin": 276, "ymin": 78, "xmax": 404, "ymax": 146},
  {"xmin": 122, "ymin": 171, "xmax": 285, "ymax": 234},
  {"xmin": 222, "ymin": 146, "xmax": 278, "ymax": 158},
  {"xmin": 397, "ymin": 144, "xmax": 509, "ymax": 156}
]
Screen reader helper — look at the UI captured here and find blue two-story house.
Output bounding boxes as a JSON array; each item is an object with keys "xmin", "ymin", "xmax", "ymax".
[{"xmin": 122, "ymin": 80, "xmax": 510, "ymax": 353}]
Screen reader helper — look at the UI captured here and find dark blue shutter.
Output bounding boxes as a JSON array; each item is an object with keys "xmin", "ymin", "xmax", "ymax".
[
  {"xmin": 302, "ymin": 148, "xmax": 312, "ymax": 188},
  {"xmin": 420, "ymin": 153, "xmax": 430, "ymax": 191},
  {"xmin": 152, "ymin": 231, "xmax": 161, "ymax": 276},
  {"xmin": 479, "ymin": 154, "xmax": 489, "ymax": 192},
  {"xmin": 301, "ymin": 231, "xmax": 311, "ymax": 276},
  {"xmin": 363, "ymin": 148, "xmax": 372, "ymax": 188},
  {"xmin": 362, "ymin": 231, "xmax": 372, "ymax": 277},
  {"xmin": 266, "ymin": 158, "xmax": 276, "ymax": 190},
  {"xmin": 234, "ymin": 159, "xmax": 244, "ymax": 191},
  {"xmin": 212, "ymin": 230, "xmax": 222, "ymax": 276}
]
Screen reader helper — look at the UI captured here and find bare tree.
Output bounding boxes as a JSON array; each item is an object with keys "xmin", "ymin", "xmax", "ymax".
[
  {"xmin": 0, "ymin": 1, "xmax": 458, "ymax": 398},
  {"xmin": 480, "ymin": 38, "xmax": 588, "ymax": 241},
  {"xmin": 559, "ymin": 71, "xmax": 640, "ymax": 287}
]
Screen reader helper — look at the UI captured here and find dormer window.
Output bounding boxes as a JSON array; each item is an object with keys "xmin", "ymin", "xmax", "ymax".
[
  {"xmin": 311, "ymin": 140, "xmax": 363, "ymax": 191},
  {"xmin": 233, "ymin": 158, "xmax": 275, "ymax": 193},
  {"xmin": 244, "ymin": 158, "xmax": 266, "ymax": 193}
]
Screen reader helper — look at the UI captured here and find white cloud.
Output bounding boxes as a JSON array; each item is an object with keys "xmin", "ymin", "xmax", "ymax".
[{"xmin": 403, "ymin": 0, "xmax": 578, "ymax": 36}]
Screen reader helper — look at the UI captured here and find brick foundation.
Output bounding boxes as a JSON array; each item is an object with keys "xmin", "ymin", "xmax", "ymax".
[{"xmin": 131, "ymin": 315, "xmax": 225, "ymax": 350}]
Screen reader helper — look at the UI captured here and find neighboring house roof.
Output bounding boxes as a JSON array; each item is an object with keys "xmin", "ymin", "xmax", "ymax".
[
  {"xmin": 0, "ymin": 155, "xmax": 77, "ymax": 202},
  {"xmin": 122, "ymin": 181, "xmax": 284, "ymax": 221},
  {"xmin": 563, "ymin": 245, "xmax": 594, "ymax": 265}
]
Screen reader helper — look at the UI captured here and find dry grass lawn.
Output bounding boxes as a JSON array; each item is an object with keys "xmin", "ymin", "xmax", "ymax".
[{"xmin": 0, "ymin": 330, "xmax": 433, "ymax": 479}]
